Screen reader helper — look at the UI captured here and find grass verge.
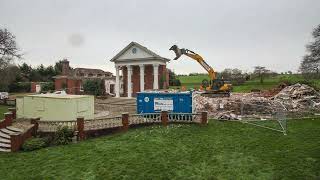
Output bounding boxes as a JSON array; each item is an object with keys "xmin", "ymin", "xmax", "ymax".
[
  {"xmin": 0, "ymin": 118, "xmax": 319, "ymax": 179},
  {"xmin": 172, "ymin": 74, "xmax": 320, "ymax": 92},
  {"xmin": 0, "ymin": 105, "xmax": 10, "ymax": 119}
]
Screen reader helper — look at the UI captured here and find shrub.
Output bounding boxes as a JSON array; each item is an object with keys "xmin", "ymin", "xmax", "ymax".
[
  {"xmin": 53, "ymin": 126, "xmax": 74, "ymax": 145},
  {"xmin": 159, "ymin": 74, "xmax": 167, "ymax": 89},
  {"xmin": 169, "ymin": 79, "xmax": 181, "ymax": 86},
  {"xmin": 8, "ymin": 82, "xmax": 31, "ymax": 92},
  {"xmin": 83, "ymin": 79, "xmax": 105, "ymax": 96},
  {"xmin": 22, "ymin": 137, "xmax": 48, "ymax": 151},
  {"xmin": 40, "ymin": 82, "xmax": 55, "ymax": 92}
]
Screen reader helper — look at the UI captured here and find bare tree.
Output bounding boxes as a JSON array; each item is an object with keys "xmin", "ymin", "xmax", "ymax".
[
  {"xmin": 0, "ymin": 28, "xmax": 21, "ymax": 61},
  {"xmin": 299, "ymin": 24, "xmax": 320, "ymax": 78},
  {"xmin": 0, "ymin": 28, "xmax": 22, "ymax": 91},
  {"xmin": 253, "ymin": 66, "xmax": 270, "ymax": 83}
]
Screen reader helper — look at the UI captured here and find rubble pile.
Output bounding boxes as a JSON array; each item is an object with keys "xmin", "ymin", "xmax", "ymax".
[
  {"xmin": 193, "ymin": 83, "xmax": 320, "ymax": 120},
  {"xmin": 272, "ymin": 83, "xmax": 320, "ymax": 111},
  {"xmin": 193, "ymin": 93, "xmax": 280, "ymax": 120}
]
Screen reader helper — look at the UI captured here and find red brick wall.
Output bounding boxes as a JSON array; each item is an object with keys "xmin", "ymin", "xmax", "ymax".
[
  {"xmin": 55, "ymin": 78, "xmax": 81, "ymax": 94},
  {"xmin": 74, "ymin": 80, "xmax": 82, "ymax": 94},
  {"xmin": 159, "ymin": 65, "xmax": 168, "ymax": 89},
  {"xmin": 67, "ymin": 79, "xmax": 75, "ymax": 94},
  {"xmin": 31, "ymin": 82, "xmax": 37, "ymax": 93},
  {"xmin": 145, "ymin": 65, "xmax": 154, "ymax": 90},
  {"xmin": 122, "ymin": 67, "xmax": 127, "ymax": 96},
  {"xmin": 165, "ymin": 66, "xmax": 169, "ymax": 89},
  {"xmin": 132, "ymin": 66, "xmax": 140, "ymax": 96},
  {"xmin": 122, "ymin": 64, "xmax": 169, "ymax": 97},
  {"xmin": 67, "ymin": 79, "xmax": 82, "ymax": 94},
  {"xmin": 55, "ymin": 78, "xmax": 67, "ymax": 91}
]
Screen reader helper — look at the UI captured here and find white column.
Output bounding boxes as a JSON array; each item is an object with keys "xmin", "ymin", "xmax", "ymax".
[
  {"xmin": 127, "ymin": 65, "xmax": 132, "ymax": 98},
  {"xmin": 115, "ymin": 66, "xmax": 120, "ymax": 97},
  {"xmin": 153, "ymin": 64, "xmax": 159, "ymax": 90},
  {"xmin": 139, "ymin": 64, "xmax": 145, "ymax": 92}
]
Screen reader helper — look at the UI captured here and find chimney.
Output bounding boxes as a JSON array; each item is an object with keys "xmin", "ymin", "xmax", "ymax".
[{"xmin": 61, "ymin": 59, "xmax": 70, "ymax": 75}]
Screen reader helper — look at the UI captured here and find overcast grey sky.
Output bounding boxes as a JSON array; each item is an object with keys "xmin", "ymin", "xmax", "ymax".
[{"xmin": 1, "ymin": 0, "xmax": 319, "ymax": 74}]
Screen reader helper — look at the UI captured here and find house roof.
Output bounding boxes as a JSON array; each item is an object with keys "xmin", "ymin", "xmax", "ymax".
[
  {"xmin": 110, "ymin": 41, "xmax": 170, "ymax": 62},
  {"xmin": 74, "ymin": 68, "xmax": 112, "ymax": 75}
]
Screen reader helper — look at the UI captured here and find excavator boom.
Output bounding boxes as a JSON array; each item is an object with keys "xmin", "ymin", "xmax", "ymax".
[
  {"xmin": 169, "ymin": 45, "xmax": 231, "ymax": 97},
  {"xmin": 169, "ymin": 45, "xmax": 216, "ymax": 80}
]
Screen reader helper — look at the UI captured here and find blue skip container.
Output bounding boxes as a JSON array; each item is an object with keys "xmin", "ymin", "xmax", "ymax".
[{"xmin": 136, "ymin": 91, "xmax": 193, "ymax": 114}]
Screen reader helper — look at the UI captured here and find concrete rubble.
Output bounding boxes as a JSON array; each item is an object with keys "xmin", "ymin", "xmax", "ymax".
[
  {"xmin": 193, "ymin": 83, "xmax": 320, "ymax": 120},
  {"xmin": 272, "ymin": 83, "xmax": 320, "ymax": 112}
]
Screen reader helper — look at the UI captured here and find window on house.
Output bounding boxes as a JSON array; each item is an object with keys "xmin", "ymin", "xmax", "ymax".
[{"xmin": 88, "ymin": 73, "xmax": 93, "ymax": 77}]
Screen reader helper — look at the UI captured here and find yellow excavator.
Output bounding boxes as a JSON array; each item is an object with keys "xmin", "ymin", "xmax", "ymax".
[{"xmin": 169, "ymin": 45, "xmax": 232, "ymax": 97}]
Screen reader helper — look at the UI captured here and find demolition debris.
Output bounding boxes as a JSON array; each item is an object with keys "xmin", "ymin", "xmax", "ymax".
[
  {"xmin": 193, "ymin": 83, "xmax": 320, "ymax": 120},
  {"xmin": 272, "ymin": 83, "xmax": 320, "ymax": 111}
]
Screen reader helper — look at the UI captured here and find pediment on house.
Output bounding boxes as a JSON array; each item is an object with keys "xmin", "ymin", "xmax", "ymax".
[{"xmin": 110, "ymin": 42, "xmax": 170, "ymax": 62}]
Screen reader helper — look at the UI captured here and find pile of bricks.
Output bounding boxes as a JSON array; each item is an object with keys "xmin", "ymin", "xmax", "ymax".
[
  {"xmin": 272, "ymin": 83, "xmax": 320, "ymax": 112},
  {"xmin": 193, "ymin": 93, "xmax": 278, "ymax": 120},
  {"xmin": 193, "ymin": 83, "xmax": 320, "ymax": 120}
]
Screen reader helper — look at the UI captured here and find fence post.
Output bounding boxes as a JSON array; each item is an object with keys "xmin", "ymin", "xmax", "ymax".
[
  {"xmin": 161, "ymin": 111, "xmax": 168, "ymax": 126},
  {"xmin": 4, "ymin": 112, "xmax": 13, "ymax": 126},
  {"xmin": 122, "ymin": 113, "xmax": 129, "ymax": 131},
  {"xmin": 10, "ymin": 133, "xmax": 21, "ymax": 152},
  {"xmin": 201, "ymin": 111, "xmax": 208, "ymax": 125},
  {"xmin": 8, "ymin": 108, "xmax": 16, "ymax": 119},
  {"xmin": 77, "ymin": 117, "xmax": 85, "ymax": 141},
  {"xmin": 30, "ymin": 118, "xmax": 40, "ymax": 136}
]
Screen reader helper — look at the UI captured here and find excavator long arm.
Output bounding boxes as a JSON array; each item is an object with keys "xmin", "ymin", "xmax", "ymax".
[
  {"xmin": 169, "ymin": 45, "xmax": 216, "ymax": 80},
  {"xmin": 184, "ymin": 51, "xmax": 216, "ymax": 80}
]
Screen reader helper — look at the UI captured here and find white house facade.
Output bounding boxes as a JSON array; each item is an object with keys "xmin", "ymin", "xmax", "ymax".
[{"xmin": 110, "ymin": 42, "xmax": 170, "ymax": 98}]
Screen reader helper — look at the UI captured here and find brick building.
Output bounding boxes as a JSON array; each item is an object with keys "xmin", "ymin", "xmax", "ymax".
[
  {"xmin": 110, "ymin": 42, "xmax": 170, "ymax": 97},
  {"xmin": 53, "ymin": 60, "xmax": 114, "ymax": 94}
]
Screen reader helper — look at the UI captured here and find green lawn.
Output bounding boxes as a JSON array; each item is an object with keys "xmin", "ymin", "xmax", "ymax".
[
  {"xmin": 0, "ymin": 105, "xmax": 10, "ymax": 119},
  {"xmin": 0, "ymin": 119, "xmax": 319, "ymax": 179},
  {"xmin": 232, "ymin": 74, "xmax": 307, "ymax": 92},
  {"xmin": 172, "ymin": 74, "xmax": 209, "ymax": 89},
  {"xmin": 173, "ymin": 74, "xmax": 320, "ymax": 92}
]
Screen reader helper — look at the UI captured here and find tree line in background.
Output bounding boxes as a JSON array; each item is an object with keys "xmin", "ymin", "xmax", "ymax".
[
  {"xmin": 0, "ymin": 61, "xmax": 65, "ymax": 92},
  {"xmin": 169, "ymin": 67, "xmax": 277, "ymax": 86},
  {"xmin": 0, "ymin": 28, "xmax": 71, "ymax": 92}
]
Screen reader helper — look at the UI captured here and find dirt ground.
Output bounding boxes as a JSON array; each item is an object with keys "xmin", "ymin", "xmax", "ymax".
[{"xmin": 94, "ymin": 97, "xmax": 136, "ymax": 118}]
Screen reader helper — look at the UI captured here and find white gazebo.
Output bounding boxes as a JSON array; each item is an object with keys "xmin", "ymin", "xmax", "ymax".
[{"xmin": 110, "ymin": 42, "xmax": 170, "ymax": 98}]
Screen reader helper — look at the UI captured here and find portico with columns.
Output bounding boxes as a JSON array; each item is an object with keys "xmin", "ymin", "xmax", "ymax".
[{"xmin": 110, "ymin": 42, "xmax": 170, "ymax": 98}]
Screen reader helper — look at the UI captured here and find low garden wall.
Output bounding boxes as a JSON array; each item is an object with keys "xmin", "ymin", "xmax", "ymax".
[
  {"xmin": 0, "ymin": 110, "xmax": 207, "ymax": 152},
  {"xmin": 37, "ymin": 111, "xmax": 208, "ymax": 141}
]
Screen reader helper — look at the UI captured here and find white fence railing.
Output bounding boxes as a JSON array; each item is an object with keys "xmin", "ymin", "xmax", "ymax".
[
  {"xmin": 38, "ymin": 112, "xmax": 206, "ymax": 132},
  {"xmin": 129, "ymin": 113, "xmax": 161, "ymax": 125},
  {"xmin": 38, "ymin": 121, "xmax": 77, "ymax": 132},
  {"xmin": 84, "ymin": 116, "xmax": 122, "ymax": 131},
  {"xmin": 168, "ymin": 113, "xmax": 202, "ymax": 123}
]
